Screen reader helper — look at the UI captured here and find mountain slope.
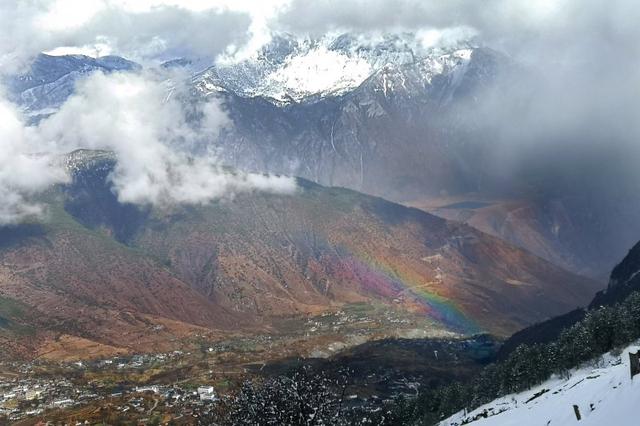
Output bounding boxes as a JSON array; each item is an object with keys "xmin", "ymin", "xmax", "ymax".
[
  {"xmin": 591, "ymin": 240, "xmax": 640, "ymax": 306},
  {"xmin": 412, "ymin": 194, "xmax": 640, "ymax": 280},
  {"xmin": 209, "ymin": 45, "xmax": 507, "ymax": 201},
  {"xmin": 0, "ymin": 205, "xmax": 246, "ymax": 360},
  {"xmin": 69, "ymin": 151, "xmax": 601, "ymax": 335},
  {"xmin": 498, "ymin": 239, "xmax": 640, "ymax": 358},
  {"xmin": 0, "ymin": 151, "xmax": 601, "ymax": 360},
  {"xmin": 442, "ymin": 342, "xmax": 640, "ymax": 426}
]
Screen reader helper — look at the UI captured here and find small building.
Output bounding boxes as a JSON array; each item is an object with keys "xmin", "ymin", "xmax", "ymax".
[
  {"xmin": 197, "ymin": 386, "xmax": 216, "ymax": 401},
  {"xmin": 25, "ymin": 389, "xmax": 42, "ymax": 401},
  {"xmin": 52, "ymin": 399, "xmax": 74, "ymax": 407},
  {"xmin": 135, "ymin": 385, "xmax": 159, "ymax": 394}
]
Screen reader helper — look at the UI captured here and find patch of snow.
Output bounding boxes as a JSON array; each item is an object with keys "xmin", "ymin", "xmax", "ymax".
[
  {"xmin": 441, "ymin": 342, "xmax": 640, "ymax": 426},
  {"xmin": 192, "ymin": 33, "xmax": 477, "ymax": 105},
  {"xmin": 265, "ymin": 46, "xmax": 372, "ymax": 102},
  {"xmin": 453, "ymin": 49, "xmax": 473, "ymax": 61},
  {"xmin": 436, "ymin": 49, "xmax": 473, "ymax": 104},
  {"xmin": 44, "ymin": 43, "xmax": 113, "ymax": 58}
]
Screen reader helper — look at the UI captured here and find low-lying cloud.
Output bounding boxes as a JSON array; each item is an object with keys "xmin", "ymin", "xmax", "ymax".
[
  {"xmin": 45, "ymin": 71, "xmax": 296, "ymax": 206},
  {"xmin": 0, "ymin": 70, "xmax": 296, "ymax": 225},
  {"xmin": 0, "ymin": 96, "xmax": 68, "ymax": 224}
]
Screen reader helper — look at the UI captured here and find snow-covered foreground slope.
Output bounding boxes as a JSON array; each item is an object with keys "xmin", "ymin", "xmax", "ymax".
[{"xmin": 442, "ymin": 342, "xmax": 640, "ymax": 426}]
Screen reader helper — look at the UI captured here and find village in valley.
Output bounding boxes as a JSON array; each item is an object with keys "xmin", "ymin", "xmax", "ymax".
[
  {"xmin": 0, "ymin": 351, "xmax": 222, "ymax": 425},
  {"xmin": 0, "ymin": 304, "xmax": 444, "ymax": 424}
]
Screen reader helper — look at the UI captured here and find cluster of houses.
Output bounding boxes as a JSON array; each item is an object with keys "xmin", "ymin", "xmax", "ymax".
[
  {"xmin": 0, "ymin": 350, "xmax": 220, "ymax": 423},
  {"xmin": 303, "ymin": 307, "xmax": 413, "ymax": 338},
  {"xmin": 91, "ymin": 350, "xmax": 186, "ymax": 371},
  {"xmin": 132, "ymin": 385, "xmax": 217, "ymax": 402},
  {"xmin": 0, "ymin": 376, "xmax": 220, "ymax": 423},
  {"xmin": 0, "ymin": 377, "xmax": 95, "ymax": 422},
  {"xmin": 98, "ymin": 384, "xmax": 220, "ymax": 423}
]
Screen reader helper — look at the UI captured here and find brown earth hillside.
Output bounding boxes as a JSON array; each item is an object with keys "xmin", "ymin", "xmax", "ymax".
[{"xmin": 0, "ymin": 151, "xmax": 603, "ymax": 360}]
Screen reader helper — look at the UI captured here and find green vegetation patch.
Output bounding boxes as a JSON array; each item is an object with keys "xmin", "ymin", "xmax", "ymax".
[
  {"xmin": 0, "ymin": 296, "xmax": 25, "ymax": 320},
  {"xmin": 0, "ymin": 296, "xmax": 35, "ymax": 336}
]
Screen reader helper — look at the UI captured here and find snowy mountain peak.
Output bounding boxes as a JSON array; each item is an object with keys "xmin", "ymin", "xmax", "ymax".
[
  {"xmin": 264, "ymin": 45, "xmax": 372, "ymax": 102},
  {"xmin": 5, "ymin": 33, "xmax": 487, "ymax": 115},
  {"xmin": 193, "ymin": 32, "xmax": 478, "ymax": 104}
]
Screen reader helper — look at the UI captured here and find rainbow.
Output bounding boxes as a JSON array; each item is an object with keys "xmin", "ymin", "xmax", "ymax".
[{"xmin": 331, "ymin": 246, "xmax": 481, "ymax": 334}]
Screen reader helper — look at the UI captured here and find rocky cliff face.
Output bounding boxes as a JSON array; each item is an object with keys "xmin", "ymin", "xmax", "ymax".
[
  {"xmin": 590, "ymin": 241, "xmax": 640, "ymax": 307},
  {"xmin": 206, "ymin": 45, "xmax": 508, "ymax": 201}
]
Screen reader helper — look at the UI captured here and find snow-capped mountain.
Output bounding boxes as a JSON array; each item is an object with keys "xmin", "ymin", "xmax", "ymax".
[
  {"xmin": 6, "ymin": 32, "xmax": 480, "ymax": 112},
  {"xmin": 193, "ymin": 32, "xmax": 478, "ymax": 104},
  {"xmin": 185, "ymin": 34, "xmax": 506, "ymax": 201},
  {"xmin": 208, "ymin": 42, "xmax": 508, "ymax": 198},
  {"xmin": 442, "ymin": 342, "xmax": 640, "ymax": 426},
  {"xmin": 5, "ymin": 53, "xmax": 139, "ymax": 116}
]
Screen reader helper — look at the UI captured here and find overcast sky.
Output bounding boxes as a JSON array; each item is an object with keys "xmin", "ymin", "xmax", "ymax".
[{"xmin": 5, "ymin": 0, "xmax": 633, "ymax": 68}]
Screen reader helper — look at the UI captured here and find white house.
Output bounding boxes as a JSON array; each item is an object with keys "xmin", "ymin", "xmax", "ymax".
[{"xmin": 197, "ymin": 386, "xmax": 216, "ymax": 401}]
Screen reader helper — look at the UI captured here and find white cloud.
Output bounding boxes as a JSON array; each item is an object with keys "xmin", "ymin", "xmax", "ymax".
[
  {"xmin": 0, "ymin": 96, "xmax": 68, "ymax": 224},
  {"xmin": 36, "ymin": 0, "xmax": 106, "ymax": 31},
  {"xmin": 45, "ymin": 41, "xmax": 114, "ymax": 58},
  {"xmin": 0, "ymin": 0, "xmax": 254, "ymax": 72},
  {"xmin": 34, "ymin": 71, "xmax": 296, "ymax": 207},
  {"xmin": 0, "ymin": 0, "xmax": 301, "ymax": 225},
  {"xmin": 415, "ymin": 27, "xmax": 478, "ymax": 50}
]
